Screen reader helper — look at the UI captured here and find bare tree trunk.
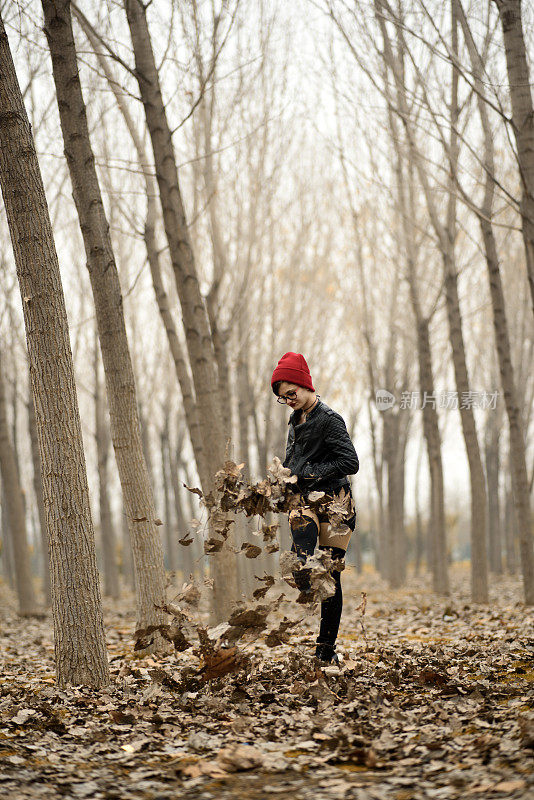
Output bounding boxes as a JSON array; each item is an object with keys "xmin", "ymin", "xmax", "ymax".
[
  {"xmin": 457, "ymin": 0, "xmax": 534, "ymax": 602},
  {"xmin": 160, "ymin": 416, "xmax": 176, "ymax": 572},
  {"xmin": 41, "ymin": 0, "xmax": 166, "ymax": 638},
  {"xmin": 375, "ymin": 0, "xmax": 487, "ymax": 600},
  {"xmin": 73, "ymin": 5, "xmax": 209, "ymax": 486},
  {"xmin": 0, "ymin": 12, "xmax": 108, "ymax": 684},
  {"xmin": 1, "ymin": 482, "xmax": 14, "ymax": 588},
  {"xmin": 94, "ymin": 333, "xmax": 119, "ymax": 599},
  {"xmin": 124, "ymin": 0, "xmax": 237, "ymax": 620},
  {"xmin": 27, "ymin": 374, "xmax": 51, "ymax": 606},
  {"xmin": 138, "ymin": 402, "xmax": 155, "ymax": 496},
  {"xmin": 383, "ymin": 410, "xmax": 404, "ymax": 587},
  {"xmin": 121, "ymin": 501, "xmax": 135, "ymax": 590},
  {"xmin": 443, "ymin": 2, "xmax": 488, "ymax": 602},
  {"xmin": 237, "ymin": 333, "xmax": 252, "ymax": 481},
  {"xmin": 0, "ymin": 349, "xmax": 38, "ymax": 616},
  {"xmin": 443, "ymin": 261, "xmax": 489, "ymax": 602},
  {"xmin": 413, "ymin": 435, "xmax": 424, "ymax": 575},
  {"xmin": 169, "ymin": 446, "xmax": 194, "ymax": 581},
  {"xmin": 494, "ymin": 0, "xmax": 534, "ymax": 316},
  {"xmin": 419, "ymin": 320, "xmax": 449, "ymax": 595},
  {"xmin": 485, "ymin": 408, "xmax": 503, "ymax": 574},
  {"xmin": 504, "ymin": 475, "xmax": 518, "ymax": 574},
  {"xmin": 181, "ymin": 459, "xmax": 204, "ymax": 579}
]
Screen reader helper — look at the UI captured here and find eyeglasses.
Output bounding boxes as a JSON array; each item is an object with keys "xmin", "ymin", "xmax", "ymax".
[{"xmin": 277, "ymin": 390, "xmax": 298, "ymax": 405}]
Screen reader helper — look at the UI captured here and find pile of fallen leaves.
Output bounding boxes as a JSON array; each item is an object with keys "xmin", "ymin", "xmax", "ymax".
[{"xmin": 0, "ymin": 568, "xmax": 532, "ymax": 799}]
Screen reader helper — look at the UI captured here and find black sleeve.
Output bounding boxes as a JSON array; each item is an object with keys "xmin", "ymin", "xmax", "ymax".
[
  {"xmin": 299, "ymin": 413, "xmax": 359, "ymax": 481},
  {"xmin": 283, "ymin": 426, "xmax": 295, "ymax": 469}
]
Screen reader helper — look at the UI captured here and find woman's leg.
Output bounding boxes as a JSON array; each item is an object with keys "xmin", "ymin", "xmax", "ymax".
[
  {"xmin": 316, "ymin": 545, "xmax": 346, "ymax": 659},
  {"xmin": 289, "ymin": 509, "xmax": 319, "ymax": 591}
]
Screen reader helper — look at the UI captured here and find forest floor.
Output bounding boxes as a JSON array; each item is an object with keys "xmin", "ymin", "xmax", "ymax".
[{"xmin": 0, "ymin": 565, "xmax": 532, "ymax": 800}]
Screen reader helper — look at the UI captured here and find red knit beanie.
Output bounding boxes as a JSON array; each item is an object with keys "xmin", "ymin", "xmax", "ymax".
[{"xmin": 271, "ymin": 352, "xmax": 315, "ymax": 393}]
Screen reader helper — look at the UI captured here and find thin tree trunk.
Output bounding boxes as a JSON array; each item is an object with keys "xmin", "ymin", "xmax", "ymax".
[
  {"xmin": 384, "ymin": 412, "xmax": 402, "ymax": 587},
  {"xmin": 124, "ymin": 0, "xmax": 237, "ymax": 620},
  {"xmin": 413, "ymin": 431, "xmax": 424, "ymax": 576},
  {"xmin": 73, "ymin": 6, "xmax": 209, "ymax": 485},
  {"xmin": 41, "ymin": 0, "xmax": 166, "ymax": 638},
  {"xmin": 485, "ymin": 409, "xmax": 503, "ymax": 574},
  {"xmin": 504, "ymin": 476, "xmax": 518, "ymax": 574},
  {"xmin": 494, "ymin": 0, "xmax": 534, "ymax": 316},
  {"xmin": 237, "ymin": 323, "xmax": 252, "ymax": 481},
  {"xmin": 0, "ymin": 12, "xmax": 108, "ymax": 684},
  {"xmin": 419, "ymin": 320, "xmax": 449, "ymax": 595},
  {"xmin": 0, "ymin": 350, "xmax": 38, "ymax": 616},
  {"xmin": 121, "ymin": 501, "xmax": 135, "ymax": 590},
  {"xmin": 94, "ymin": 333, "xmax": 119, "ymax": 599},
  {"xmin": 160, "ymin": 417, "xmax": 176, "ymax": 572},
  {"xmin": 375, "ymin": 0, "xmax": 487, "ymax": 600},
  {"xmin": 457, "ymin": 0, "xmax": 534, "ymax": 602},
  {"xmin": 1, "ymin": 481, "xmax": 14, "ymax": 588},
  {"xmin": 138, "ymin": 402, "xmax": 155, "ymax": 495},
  {"xmin": 169, "ymin": 446, "xmax": 194, "ymax": 580},
  {"xmin": 27, "ymin": 374, "xmax": 51, "ymax": 606}
]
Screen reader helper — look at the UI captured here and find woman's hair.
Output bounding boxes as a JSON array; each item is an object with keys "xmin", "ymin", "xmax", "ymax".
[{"xmin": 272, "ymin": 380, "xmax": 282, "ymax": 396}]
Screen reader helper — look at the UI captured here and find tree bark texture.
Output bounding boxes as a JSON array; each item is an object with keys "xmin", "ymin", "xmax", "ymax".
[
  {"xmin": 41, "ymin": 0, "xmax": 166, "ymax": 635},
  {"xmin": 160, "ymin": 418, "xmax": 177, "ymax": 572},
  {"xmin": 484, "ymin": 410, "xmax": 503, "ymax": 574},
  {"xmin": 419, "ymin": 320, "xmax": 449, "ymax": 594},
  {"xmin": 494, "ymin": 0, "xmax": 534, "ymax": 316},
  {"xmin": 94, "ymin": 336, "xmax": 119, "ymax": 599},
  {"xmin": 0, "ymin": 11, "xmax": 109, "ymax": 685},
  {"xmin": 124, "ymin": 0, "xmax": 237, "ymax": 620},
  {"xmin": 72, "ymin": 6, "xmax": 209, "ymax": 487},
  {"xmin": 457, "ymin": 0, "xmax": 534, "ymax": 602},
  {"xmin": 27, "ymin": 375, "xmax": 51, "ymax": 606}
]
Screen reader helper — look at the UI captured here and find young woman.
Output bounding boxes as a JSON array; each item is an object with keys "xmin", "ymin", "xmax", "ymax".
[{"xmin": 271, "ymin": 351, "xmax": 359, "ymax": 664}]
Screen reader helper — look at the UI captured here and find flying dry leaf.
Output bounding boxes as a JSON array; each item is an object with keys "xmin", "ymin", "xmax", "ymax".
[
  {"xmin": 175, "ymin": 581, "xmax": 201, "ymax": 608},
  {"xmin": 240, "ymin": 543, "xmax": 262, "ymax": 559},
  {"xmin": 204, "ymin": 537, "xmax": 225, "ymax": 554},
  {"xmin": 200, "ymin": 646, "xmax": 243, "ymax": 681},
  {"xmin": 253, "ymin": 574, "xmax": 276, "ymax": 600},
  {"xmin": 183, "ymin": 483, "xmax": 203, "ymax": 498}
]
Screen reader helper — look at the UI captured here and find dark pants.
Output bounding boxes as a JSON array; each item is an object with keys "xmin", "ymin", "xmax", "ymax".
[{"xmin": 290, "ymin": 516, "xmax": 346, "ymax": 649}]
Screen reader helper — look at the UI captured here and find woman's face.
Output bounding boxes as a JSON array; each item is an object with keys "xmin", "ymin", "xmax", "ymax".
[{"xmin": 277, "ymin": 381, "xmax": 314, "ymax": 411}]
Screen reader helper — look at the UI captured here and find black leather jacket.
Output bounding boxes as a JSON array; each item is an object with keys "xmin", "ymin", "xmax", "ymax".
[{"xmin": 283, "ymin": 399, "xmax": 359, "ymax": 495}]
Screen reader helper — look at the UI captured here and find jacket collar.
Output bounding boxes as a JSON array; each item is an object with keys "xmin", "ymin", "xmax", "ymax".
[{"xmin": 288, "ymin": 397, "xmax": 323, "ymax": 427}]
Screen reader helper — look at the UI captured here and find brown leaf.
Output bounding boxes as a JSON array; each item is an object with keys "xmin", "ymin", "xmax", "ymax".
[
  {"xmin": 417, "ymin": 668, "xmax": 449, "ymax": 687},
  {"xmin": 109, "ymin": 709, "xmax": 136, "ymax": 725},
  {"xmin": 265, "ymin": 618, "xmax": 299, "ymax": 647},
  {"xmin": 217, "ymin": 744, "xmax": 263, "ymax": 772},
  {"xmin": 204, "ymin": 537, "xmax": 225, "ymax": 554},
  {"xmin": 240, "ymin": 543, "xmax": 262, "ymax": 559},
  {"xmin": 183, "ymin": 483, "xmax": 203, "ymax": 498},
  {"xmin": 253, "ymin": 574, "xmax": 276, "ymax": 600},
  {"xmin": 200, "ymin": 646, "xmax": 243, "ymax": 681},
  {"xmin": 175, "ymin": 581, "xmax": 201, "ymax": 608}
]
